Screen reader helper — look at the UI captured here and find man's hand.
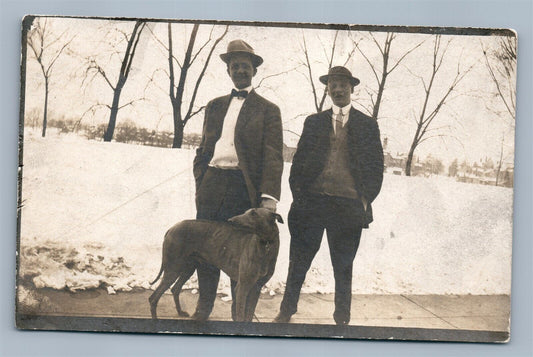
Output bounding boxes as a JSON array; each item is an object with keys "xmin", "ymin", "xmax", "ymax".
[{"xmin": 260, "ymin": 197, "xmax": 277, "ymax": 212}]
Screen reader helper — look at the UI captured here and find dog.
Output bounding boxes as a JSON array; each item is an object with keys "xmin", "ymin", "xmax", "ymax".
[{"xmin": 149, "ymin": 207, "xmax": 283, "ymax": 322}]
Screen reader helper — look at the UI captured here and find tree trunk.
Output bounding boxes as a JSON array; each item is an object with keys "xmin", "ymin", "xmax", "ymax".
[
  {"xmin": 372, "ymin": 77, "xmax": 386, "ymax": 120},
  {"xmin": 172, "ymin": 100, "xmax": 184, "ymax": 148},
  {"xmin": 102, "ymin": 21, "xmax": 145, "ymax": 142},
  {"xmin": 495, "ymin": 136, "xmax": 504, "ymax": 186},
  {"xmin": 372, "ymin": 44, "xmax": 389, "ymax": 120},
  {"xmin": 172, "ymin": 117, "xmax": 184, "ymax": 149},
  {"xmin": 104, "ymin": 86, "xmax": 122, "ymax": 142},
  {"xmin": 405, "ymin": 143, "xmax": 416, "ymax": 176},
  {"xmin": 405, "ymin": 123, "xmax": 422, "ymax": 176},
  {"xmin": 42, "ymin": 79, "xmax": 49, "ymax": 137},
  {"xmin": 169, "ymin": 24, "xmax": 198, "ymax": 149}
]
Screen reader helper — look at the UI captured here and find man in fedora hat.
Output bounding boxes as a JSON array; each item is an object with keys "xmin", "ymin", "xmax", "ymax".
[
  {"xmin": 274, "ymin": 66, "xmax": 384, "ymax": 325},
  {"xmin": 192, "ymin": 39, "xmax": 283, "ymax": 321}
]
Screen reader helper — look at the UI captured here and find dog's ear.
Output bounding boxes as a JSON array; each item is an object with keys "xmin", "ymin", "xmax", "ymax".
[
  {"xmin": 228, "ymin": 209, "xmax": 257, "ymax": 229},
  {"xmin": 274, "ymin": 213, "xmax": 284, "ymax": 224}
]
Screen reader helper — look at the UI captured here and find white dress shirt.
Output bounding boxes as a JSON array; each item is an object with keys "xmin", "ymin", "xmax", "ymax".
[
  {"xmin": 208, "ymin": 86, "xmax": 278, "ymax": 203},
  {"xmin": 209, "ymin": 86, "xmax": 252, "ymax": 169},
  {"xmin": 331, "ymin": 103, "xmax": 351, "ymax": 134}
]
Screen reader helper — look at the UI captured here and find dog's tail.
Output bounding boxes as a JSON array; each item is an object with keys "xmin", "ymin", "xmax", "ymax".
[
  {"xmin": 150, "ymin": 264, "xmax": 164, "ymax": 285},
  {"xmin": 150, "ymin": 228, "xmax": 171, "ymax": 285}
]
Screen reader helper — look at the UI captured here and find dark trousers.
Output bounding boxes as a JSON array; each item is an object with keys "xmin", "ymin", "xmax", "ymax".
[
  {"xmin": 279, "ymin": 193, "xmax": 363, "ymax": 324},
  {"xmin": 195, "ymin": 166, "xmax": 251, "ymax": 320}
]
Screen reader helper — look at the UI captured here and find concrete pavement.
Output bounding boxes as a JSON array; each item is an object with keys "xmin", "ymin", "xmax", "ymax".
[{"xmin": 17, "ymin": 287, "xmax": 510, "ymax": 335}]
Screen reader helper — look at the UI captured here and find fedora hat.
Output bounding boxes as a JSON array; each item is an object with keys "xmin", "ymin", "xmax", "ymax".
[
  {"xmin": 220, "ymin": 39, "xmax": 263, "ymax": 67},
  {"xmin": 319, "ymin": 66, "xmax": 360, "ymax": 86}
]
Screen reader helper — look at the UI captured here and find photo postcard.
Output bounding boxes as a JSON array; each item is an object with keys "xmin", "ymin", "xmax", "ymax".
[{"xmin": 16, "ymin": 15, "xmax": 516, "ymax": 343}]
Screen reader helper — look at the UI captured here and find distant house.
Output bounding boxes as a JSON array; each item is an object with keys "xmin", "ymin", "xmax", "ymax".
[
  {"xmin": 391, "ymin": 167, "xmax": 404, "ymax": 176},
  {"xmin": 383, "ymin": 151, "xmax": 433, "ymax": 176},
  {"xmin": 456, "ymin": 164, "xmax": 513, "ymax": 188},
  {"xmin": 498, "ymin": 165, "xmax": 514, "ymax": 188},
  {"xmin": 383, "ymin": 152, "xmax": 393, "ymax": 169},
  {"xmin": 411, "ymin": 162, "xmax": 425, "ymax": 177},
  {"xmin": 384, "ymin": 152, "xmax": 406, "ymax": 169},
  {"xmin": 457, "ymin": 172, "xmax": 484, "ymax": 184}
]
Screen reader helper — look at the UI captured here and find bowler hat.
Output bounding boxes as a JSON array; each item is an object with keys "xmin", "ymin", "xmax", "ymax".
[
  {"xmin": 220, "ymin": 39, "xmax": 263, "ymax": 67},
  {"xmin": 319, "ymin": 66, "xmax": 360, "ymax": 86}
]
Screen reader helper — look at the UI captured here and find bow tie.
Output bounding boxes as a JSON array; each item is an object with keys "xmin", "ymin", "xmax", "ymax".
[{"xmin": 231, "ymin": 89, "xmax": 248, "ymax": 99}]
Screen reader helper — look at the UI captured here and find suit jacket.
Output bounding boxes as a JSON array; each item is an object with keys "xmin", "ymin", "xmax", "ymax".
[
  {"xmin": 289, "ymin": 107, "xmax": 384, "ymax": 226},
  {"xmin": 193, "ymin": 90, "xmax": 283, "ymax": 208}
]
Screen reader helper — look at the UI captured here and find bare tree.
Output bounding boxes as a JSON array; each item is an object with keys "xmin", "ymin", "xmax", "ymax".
[
  {"xmin": 299, "ymin": 30, "xmax": 356, "ymax": 113},
  {"xmin": 84, "ymin": 20, "xmax": 147, "ymax": 142},
  {"xmin": 482, "ymin": 36, "xmax": 517, "ymax": 122},
  {"xmin": 352, "ymin": 32, "xmax": 424, "ymax": 120},
  {"xmin": 27, "ymin": 17, "xmax": 74, "ymax": 137},
  {"xmin": 481, "ymin": 36, "xmax": 516, "ymax": 186},
  {"xmin": 149, "ymin": 24, "xmax": 298, "ymax": 146},
  {"xmin": 448, "ymin": 158, "xmax": 459, "ymax": 177},
  {"xmin": 405, "ymin": 35, "xmax": 475, "ymax": 176},
  {"xmin": 163, "ymin": 24, "xmax": 228, "ymax": 148},
  {"xmin": 494, "ymin": 133, "xmax": 504, "ymax": 186}
]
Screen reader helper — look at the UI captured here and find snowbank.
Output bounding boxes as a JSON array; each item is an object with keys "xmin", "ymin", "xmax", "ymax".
[{"xmin": 19, "ymin": 129, "xmax": 513, "ymax": 295}]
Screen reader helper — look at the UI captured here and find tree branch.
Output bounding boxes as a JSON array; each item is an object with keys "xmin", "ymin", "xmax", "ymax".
[
  {"xmin": 184, "ymin": 25, "xmax": 229, "ymax": 124},
  {"xmin": 147, "ymin": 23, "xmax": 183, "ymax": 68},
  {"xmin": 118, "ymin": 97, "xmax": 144, "ymax": 110},
  {"xmin": 318, "ymin": 30, "xmax": 338, "ymax": 110},
  {"xmin": 188, "ymin": 105, "xmax": 206, "ymax": 119},
  {"xmin": 45, "ymin": 35, "xmax": 76, "ymax": 77},
  {"xmin": 87, "ymin": 60, "xmax": 116, "ymax": 90},
  {"xmin": 190, "ymin": 25, "xmax": 215, "ymax": 64},
  {"xmin": 255, "ymin": 65, "xmax": 302, "ymax": 89},
  {"xmin": 481, "ymin": 40, "xmax": 515, "ymax": 119},
  {"xmin": 353, "ymin": 38, "xmax": 380, "ymax": 84},
  {"xmin": 343, "ymin": 39, "xmax": 358, "ymax": 66},
  {"xmin": 302, "ymin": 32, "xmax": 320, "ymax": 112},
  {"xmin": 388, "ymin": 37, "xmax": 425, "ymax": 74},
  {"xmin": 369, "ymin": 32, "xmax": 384, "ymax": 55},
  {"xmin": 124, "ymin": 21, "xmax": 146, "ymax": 78}
]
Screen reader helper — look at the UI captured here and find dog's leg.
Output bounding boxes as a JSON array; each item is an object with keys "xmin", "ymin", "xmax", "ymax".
[
  {"xmin": 149, "ymin": 270, "xmax": 179, "ymax": 320},
  {"xmin": 234, "ymin": 280, "xmax": 254, "ymax": 322},
  {"xmin": 170, "ymin": 264, "xmax": 196, "ymax": 317},
  {"xmin": 244, "ymin": 276, "xmax": 271, "ymax": 322}
]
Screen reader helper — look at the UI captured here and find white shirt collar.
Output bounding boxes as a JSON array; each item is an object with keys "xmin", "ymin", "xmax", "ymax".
[
  {"xmin": 233, "ymin": 85, "xmax": 253, "ymax": 94},
  {"xmin": 332, "ymin": 103, "xmax": 352, "ymax": 116}
]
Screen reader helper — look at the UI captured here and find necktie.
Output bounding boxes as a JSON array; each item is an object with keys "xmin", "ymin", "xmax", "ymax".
[
  {"xmin": 231, "ymin": 89, "xmax": 248, "ymax": 99},
  {"xmin": 335, "ymin": 112, "xmax": 343, "ymax": 135}
]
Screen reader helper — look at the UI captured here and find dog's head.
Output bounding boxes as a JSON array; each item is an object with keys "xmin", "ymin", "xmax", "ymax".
[{"xmin": 228, "ymin": 207, "xmax": 283, "ymax": 233}]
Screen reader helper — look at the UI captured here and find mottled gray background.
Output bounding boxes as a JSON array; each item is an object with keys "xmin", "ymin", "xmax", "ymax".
[{"xmin": 2, "ymin": 0, "xmax": 532, "ymax": 356}]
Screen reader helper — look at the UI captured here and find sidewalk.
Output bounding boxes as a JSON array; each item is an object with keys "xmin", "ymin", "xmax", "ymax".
[{"xmin": 19, "ymin": 287, "xmax": 510, "ymax": 332}]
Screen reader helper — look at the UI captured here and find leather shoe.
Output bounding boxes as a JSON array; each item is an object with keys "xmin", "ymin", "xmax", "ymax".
[
  {"xmin": 273, "ymin": 312, "xmax": 292, "ymax": 323},
  {"xmin": 191, "ymin": 310, "xmax": 209, "ymax": 322},
  {"xmin": 334, "ymin": 318, "xmax": 349, "ymax": 326}
]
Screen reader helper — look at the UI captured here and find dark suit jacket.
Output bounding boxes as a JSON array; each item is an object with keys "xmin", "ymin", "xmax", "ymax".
[
  {"xmin": 289, "ymin": 107, "xmax": 384, "ymax": 227},
  {"xmin": 193, "ymin": 90, "xmax": 283, "ymax": 208}
]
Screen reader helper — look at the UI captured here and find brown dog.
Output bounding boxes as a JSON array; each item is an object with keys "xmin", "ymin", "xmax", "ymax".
[{"xmin": 149, "ymin": 208, "xmax": 283, "ymax": 322}]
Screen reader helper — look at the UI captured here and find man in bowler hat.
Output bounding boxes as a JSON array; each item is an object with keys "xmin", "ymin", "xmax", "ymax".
[
  {"xmin": 274, "ymin": 66, "xmax": 384, "ymax": 325},
  {"xmin": 192, "ymin": 39, "xmax": 283, "ymax": 321}
]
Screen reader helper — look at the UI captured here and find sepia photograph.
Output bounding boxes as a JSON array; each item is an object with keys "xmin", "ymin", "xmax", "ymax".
[{"xmin": 16, "ymin": 15, "xmax": 516, "ymax": 342}]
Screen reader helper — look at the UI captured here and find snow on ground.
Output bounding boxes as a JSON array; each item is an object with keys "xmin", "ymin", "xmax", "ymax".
[{"xmin": 18, "ymin": 129, "xmax": 513, "ymax": 295}]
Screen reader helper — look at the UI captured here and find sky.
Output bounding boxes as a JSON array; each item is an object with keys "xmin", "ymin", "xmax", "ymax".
[{"xmin": 23, "ymin": 16, "xmax": 517, "ymax": 166}]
